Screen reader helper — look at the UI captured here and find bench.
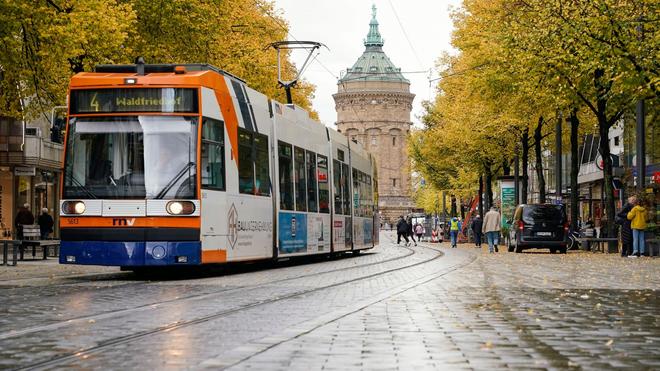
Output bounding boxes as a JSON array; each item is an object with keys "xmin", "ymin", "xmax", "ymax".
[
  {"xmin": 17, "ymin": 225, "xmax": 60, "ymax": 261},
  {"xmin": 577, "ymin": 237, "xmax": 619, "ymax": 253}
]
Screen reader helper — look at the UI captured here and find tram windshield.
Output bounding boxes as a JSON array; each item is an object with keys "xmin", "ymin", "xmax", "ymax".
[{"xmin": 63, "ymin": 116, "xmax": 197, "ymax": 199}]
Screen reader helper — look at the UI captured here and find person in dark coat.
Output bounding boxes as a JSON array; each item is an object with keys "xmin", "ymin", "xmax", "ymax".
[
  {"xmin": 396, "ymin": 216, "xmax": 410, "ymax": 246},
  {"xmin": 471, "ymin": 215, "xmax": 483, "ymax": 248},
  {"xmin": 15, "ymin": 203, "xmax": 35, "ymax": 239},
  {"xmin": 406, "ymin": 217, "xmax": 417, "ymax": 246},
  {"xmin": 38, "ymin": 208, "xmax": 54, "ymax": 240},
  {"xmin": 616, "ymin": 196, "xmax": 635, "ymax": 257}
]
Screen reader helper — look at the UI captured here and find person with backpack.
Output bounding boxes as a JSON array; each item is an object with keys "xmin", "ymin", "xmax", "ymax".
[
  {"xmin": 407, "ymin": 217, "xmax": 417, "ymax": 247},
  {"xmin": 471, "ymin": 214, "xmax": 483, "ymax": 248},
  {"xmin": 483, "ymin": 206, "xmax": 501, "ymax": 253},
  {"xmin": 449, "ymin": 216, "xmax": 461, "ymax": 248},
  {"xmin": 627, "ymin": 198, "xmax": 648, "ymax": 258},
  {"xmin": 414, "ymin": 223, "xmax": 423, "ymax": 242},
  {"xmin": 616, "ymin": 196, "xmax": 635, "ymax": 257},
  {"xmin": 38, "ymin": 208, "xmax": 54, "ymax": 240},
  {"xmin": 396, "ymin": 216, "xmax": 410, "ymax": 246}
]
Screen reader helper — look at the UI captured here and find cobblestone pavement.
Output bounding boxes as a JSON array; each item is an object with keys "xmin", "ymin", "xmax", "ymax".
[{"xmin": 0, "ymin": 232, "xmax": 658, "ymax": 370}]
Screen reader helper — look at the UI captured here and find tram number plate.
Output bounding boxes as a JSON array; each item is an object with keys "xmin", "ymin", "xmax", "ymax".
[{"xmin": 67, "ymin": 218, "xmax": 79, "ymax": 225}]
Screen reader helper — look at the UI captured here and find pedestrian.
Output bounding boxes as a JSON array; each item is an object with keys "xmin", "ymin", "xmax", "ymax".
[
  {"xmin": 471, "ymin": 214, "xmax": 483, "ymax": 248},
  {"xmin": 415, "ymin": 223, "xmax": 424, "ymax": 242},
  {"xmin": 483, "ymin": 206, "xmax": 501, "ymax": 253},
  {"xmin": 38, "ymin": 208, "xmax": 54, "ymax": 240},
  {"xmin": 396, "ymin": 216, "xmax": 410, "ymax": 246},
  {"xmin": 449, "ymin": 216, "xmax": 461, "ymax": 248},
  {"xmin": 616, "ymin": 196, "xmax": 635, "ymax": 257},
  {"xmin": 407, "ymin": 217, "xmax": 417, "ymax": 247},
  {"xmin": 15, "ymin": 203, "xmax": 35, "ymax": 240},
  {"xmin": 627, "ymin": 198, "xmax": 648, "ymax": 258}
]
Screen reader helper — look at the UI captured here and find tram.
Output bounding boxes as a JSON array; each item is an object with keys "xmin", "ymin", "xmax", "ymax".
[{"xmin": 59, "ymin": 62, "xmax": 379, "ymax": 267}]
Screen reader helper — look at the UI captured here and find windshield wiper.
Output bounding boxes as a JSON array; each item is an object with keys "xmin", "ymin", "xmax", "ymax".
[
  {"xmin": 65, "ymin": 168, "xmax": 98, "ymax": 199},
  {"xmin": 154, "ymin": 162, "xmax": 195, "ymax": 199}
]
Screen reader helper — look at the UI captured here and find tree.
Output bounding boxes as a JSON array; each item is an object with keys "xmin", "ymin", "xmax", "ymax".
[
  {"xmin": 0, "ymin": 0, "xmax": 317, "ymax": 120},
  {"xmin": 504, "ymin": 0, "xmax": 658, "ymax": 237},
  {"xmin": 0, "ymin": 0, "xmax": 135, "ymax": 119}
]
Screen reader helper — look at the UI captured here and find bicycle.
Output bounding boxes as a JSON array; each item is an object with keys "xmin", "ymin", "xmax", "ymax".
[{"xmin": 567, "ymin": 230, "xmax": 582, "ymax": 250}]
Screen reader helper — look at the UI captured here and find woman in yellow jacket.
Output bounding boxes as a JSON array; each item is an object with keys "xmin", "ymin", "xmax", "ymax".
[{"xmin": 627, "ymin": 199, "xmax": 648, "ymax": 258}]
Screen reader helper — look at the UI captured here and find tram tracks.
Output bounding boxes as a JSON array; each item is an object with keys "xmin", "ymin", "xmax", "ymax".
[
  {"xmin": 15, "ymin": 244, "xmax": 451, "ymax": 370},
  {"xmin": 0, "ymin": 245, "xmax": 414, "ymax": 341}
]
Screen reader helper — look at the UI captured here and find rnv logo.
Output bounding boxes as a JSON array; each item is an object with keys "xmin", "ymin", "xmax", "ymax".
[{"xmin": 112, "ymin": 218, "xmax": 136, "ymax": 226}]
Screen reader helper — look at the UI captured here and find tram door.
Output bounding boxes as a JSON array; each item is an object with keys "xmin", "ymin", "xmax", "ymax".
[{"xmin": 329, "ymin": 131, "xmax": 352, "ymax": 252}]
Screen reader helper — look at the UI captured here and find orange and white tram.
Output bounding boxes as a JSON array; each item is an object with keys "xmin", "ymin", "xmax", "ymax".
[{"xmin": 59, "ymin": 63, "xmax": 378, "ymax": 267}]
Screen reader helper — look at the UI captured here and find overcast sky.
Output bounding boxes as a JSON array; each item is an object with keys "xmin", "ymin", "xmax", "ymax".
[{"xmin": 272, "ymin": 0, "xmax": 462, "ymax": 128}]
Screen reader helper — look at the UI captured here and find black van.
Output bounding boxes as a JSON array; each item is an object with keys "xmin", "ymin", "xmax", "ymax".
[{"xmin": 507, "ymin": 204, "xmax": 568, "ymax": 253}]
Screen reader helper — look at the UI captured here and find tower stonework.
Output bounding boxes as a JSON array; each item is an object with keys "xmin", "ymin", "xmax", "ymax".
[{"xmin": 333, "ymin": 5, "xmax": 414, "ymax": 226}]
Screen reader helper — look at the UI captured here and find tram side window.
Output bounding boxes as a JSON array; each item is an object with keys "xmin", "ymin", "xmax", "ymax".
[
  {"xmin": 278, "ymin": 142, "xmax": 294, "ymax": 210},
  {"xmin": 294, "ymin": 147, "xmax": 307, "ymax": 212},
  {"xmin": 238, "ymin": 128, "xmax": 254, "ymax": 194},
  {"xmin": 237, "ymin": 128, "xmax": 270, "ymax": 196},
  {"xmin": 306, "ymin": 151, "xmax": 318, "ymax": 213},
  {"xmin": 352, "ymin": 168, "xmax": 360, "ymax": 217},
  {"xmin": 318, "ymin": 155, "xmax": 329, "ymax": 214},
  {"xmin": 254, "ymin": 133, "xmax": 270, "ymax": 196},
  {"xmin": 366, "ymin": 175, "xmax": 373, "ymax": 217},
  {"xmin": 333, "ymin": 160, "xmax": 343, "ymax": 215},
  {"xmin": 201, "ymin": 118, "xmax": 225, "ymax": 190},
  {"xmin": 341, "ymin": 163, "xmax": 351, "ymax": 216}
]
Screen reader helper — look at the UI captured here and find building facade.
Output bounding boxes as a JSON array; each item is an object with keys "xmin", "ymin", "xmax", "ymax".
[
  {"xmin": 333, "ymin": 6, "xmax": 415, "ymax": 226},
  {"xmin": 0, "ymin": 116, "xmax": 63, "ymax": 239}
]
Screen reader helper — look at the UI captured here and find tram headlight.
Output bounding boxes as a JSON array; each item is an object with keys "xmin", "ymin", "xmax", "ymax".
[
  {"xmin": 62, "ymin": 201, "xmax": 86, "ymax": 215},
  {"xmin": 166, "ymin": 201, "xmax": 195, "ymax": 215}
]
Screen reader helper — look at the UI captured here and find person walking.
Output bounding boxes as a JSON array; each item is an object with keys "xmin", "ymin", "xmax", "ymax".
[
  {"xmin": 616, "ymin": 196, "xmax": 635, "ymax": 257},
  {"xmin": 483, "ymin": 206, "xmax": 501, "ymax": 253},
  {"xmin": 471, "ymin": 214, "xmax": 483, "ymax": 248},
  {"xmin": 627, "ymin": 198, "xmax": 648, "ymax": 258},
  {"xmin": 396, "ymin": 216, "xmax": 410, "ymax": 246},
  {"xmin": 407, "ymin": 217, "xmax": 417, "ymax": 247},
  {"xmin": 449, "ymin": 216, "xmax": 461, "ymax": 248},
  {"xmin": 38, "ymin": 208, "xmax": 54, "ymax": 240},
  {"xmin": 414, "ymin": 223, "xmax": 424, "ymax": 242},
  {"xmin": 15, "ymin": 203, "xmax": 35, "ymax": 240}
]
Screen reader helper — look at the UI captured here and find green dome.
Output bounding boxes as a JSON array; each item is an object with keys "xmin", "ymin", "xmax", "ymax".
[{"xmin": 339, "ymin": 5, "xmax": 409, "ymax": 84}]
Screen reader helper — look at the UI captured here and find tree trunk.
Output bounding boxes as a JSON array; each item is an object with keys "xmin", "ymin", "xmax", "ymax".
[
  {"xmin": 502, "ymin": 158, "xmax": 510, "ymax": 176},
  {"xmin": 569, "ymin": 109, "xmax": 580, "ymax": 231},
  {"xmin": 484, "ymin": 162, "xmax": 493, "ymax": 210},
  {"xmin": 478, "ymin": 175, "xmax": 484, "ymax": 218},
  {"xmin": 521, "ymin": 129, "xmax": 529, "ymax": 203},
  {"xmin": 534, "ymin": 116, "xmax": 546, "ymax": 203},
  {"xmin": 594, "ymin": 68, "xmax": 616, "ymax": 239}
]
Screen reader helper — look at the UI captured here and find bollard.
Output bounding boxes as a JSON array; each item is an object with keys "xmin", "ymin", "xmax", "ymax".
[
  {"xmin": 12, "ymin": 241, "xmax": 18, "ymax": 266},
  {"xmin": 2, "ymin": 241, "xmax": 7, "ymax": 266}
]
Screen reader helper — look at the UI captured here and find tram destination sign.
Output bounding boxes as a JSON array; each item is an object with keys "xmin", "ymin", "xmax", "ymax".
[{"xmin": 71, "ymin": 88, "xmax": 198, "ymax": 114}]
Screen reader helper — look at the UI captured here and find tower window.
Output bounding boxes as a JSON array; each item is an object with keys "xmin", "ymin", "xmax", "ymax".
[
  {"xmin": 392, "ymin": 136, "xmax": 396, "ymax": 146},
  {"xmin": 392, "ymin": 178, "xmax": 397, "ymax": 187},
  {"xmin": 371, "ymin": 136, "xmax": 377, "ymax": 145}
]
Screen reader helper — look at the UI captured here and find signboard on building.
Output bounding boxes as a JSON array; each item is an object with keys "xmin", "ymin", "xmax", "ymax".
[
  {"xmin": 652, "ymin": 172, "xmax": 660, "ymax": 184},
  {"xmin": 14, "ymin": 167, "xmax": 35, "ymax": 176}
]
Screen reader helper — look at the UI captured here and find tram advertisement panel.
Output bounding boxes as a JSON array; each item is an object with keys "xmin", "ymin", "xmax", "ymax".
[
  {"xmin": 278, "ymin": 212, "xmax": 307, "ymax": 254},
  {"xmin": 364, "ymin": 219, "xmax": 373, "ymax": 245},
  {"xmin": 226, "ymin": 196, "xmax": 273, "ymax": 260},
  {"xmin": 353, "ymin": 218, "xmax": 365, "ymax": 247},
  {"xmin": 333, "ymin": 218, "xmax": 345, "ymax": 250},
  {"xmin": 307, "ymin": 215, "xmax": 331, "ymax": 253}
]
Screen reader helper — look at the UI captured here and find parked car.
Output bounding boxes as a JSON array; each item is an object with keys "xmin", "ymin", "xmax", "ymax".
[{"xmin": 507, "ymin": 204, "xmax": 568, "ymax": 253}]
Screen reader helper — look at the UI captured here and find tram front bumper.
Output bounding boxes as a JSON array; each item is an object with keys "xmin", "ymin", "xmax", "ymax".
[{"xmin": 59, "ymin": 241, "xmax": 201, "ymax": 266}]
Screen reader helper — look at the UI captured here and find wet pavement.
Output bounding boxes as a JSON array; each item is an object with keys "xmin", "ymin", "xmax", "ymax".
[{"xmin": 0, "ymin": 232, "xmax": 658, "ymax": 370}]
